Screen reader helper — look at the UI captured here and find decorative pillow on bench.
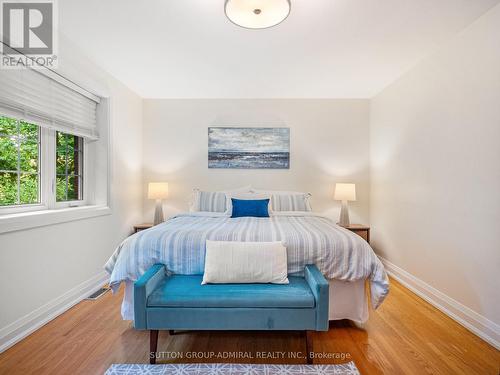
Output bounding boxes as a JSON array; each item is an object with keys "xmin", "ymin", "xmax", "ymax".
[{"xmin": 202, "ymin": 240, "xmax": 289, "ymax": 285}]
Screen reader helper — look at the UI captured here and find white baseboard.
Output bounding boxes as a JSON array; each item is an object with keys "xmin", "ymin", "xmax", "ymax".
[
  {"xmin": 380, "ymin": 257, "xmax": 499, "ymax": 350},
  {"xmin": 0, "ymin": 271, "xmax": 109, "ymax": 353}
]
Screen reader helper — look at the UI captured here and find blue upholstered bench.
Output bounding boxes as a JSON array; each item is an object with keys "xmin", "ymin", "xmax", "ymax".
[{"xmin": 134, "ymin": 264, "xmax": 329, "ymax": 364}]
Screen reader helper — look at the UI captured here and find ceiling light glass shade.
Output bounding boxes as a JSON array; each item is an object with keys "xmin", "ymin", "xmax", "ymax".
[{"xmin": 225, "ymin": 0, "xmax": 291, "ymax": 29}]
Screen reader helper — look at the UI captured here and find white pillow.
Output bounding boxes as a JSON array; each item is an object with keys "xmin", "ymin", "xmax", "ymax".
[
  {"xmin": 270, "ymin": 192, "xmax": 312, "ymax": 212},
  {"xmin": 202, "ymin": 240, "xmax": 289, "ymax": 284},
  {"xmin": 251, "ymin": 189, "xmax": 312, "ymax": 212},
  {"xmin": 191, "ymin": 189, "xmax": 227, "ymax": 212},
  {"xmin": 190, "ymin": 186, "xmax": 252, "ymax": 213}
]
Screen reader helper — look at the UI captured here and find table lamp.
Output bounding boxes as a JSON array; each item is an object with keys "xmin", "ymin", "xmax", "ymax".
[
  {"xmin": 148, "ymin": 182, "xmax": 169, "ymax": 225},
  {"xmin": 334, "ymin": 183, "xmax": 356, "ymax": 227}
]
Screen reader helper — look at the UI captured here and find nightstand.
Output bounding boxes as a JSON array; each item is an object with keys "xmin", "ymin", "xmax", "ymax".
[
  {"xmin": 133, "ymin": 223, "xmax": 153, "ymax": 233},
  {"xmin": 343, "ymin": 224, "xmax": 370, "ymax": 244}
]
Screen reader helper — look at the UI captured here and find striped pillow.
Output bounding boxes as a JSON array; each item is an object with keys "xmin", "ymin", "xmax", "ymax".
[
  {"xmin": 270, "ymin": 193, "xmax": 312, "ymax": 212},
  {"xmin": 197, "ymin": 190, "xmax": 227, "ymax": 213}
]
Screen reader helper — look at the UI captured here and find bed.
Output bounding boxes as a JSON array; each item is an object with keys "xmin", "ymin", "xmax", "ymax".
[{"xmin": 105, "ymin": 212, "xmax": 389, "ymax": 323}]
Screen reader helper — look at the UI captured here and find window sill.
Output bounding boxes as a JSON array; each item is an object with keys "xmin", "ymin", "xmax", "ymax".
[{"xmin": 0, "ymin": 205, "xmax": 111, "ymax": 234}]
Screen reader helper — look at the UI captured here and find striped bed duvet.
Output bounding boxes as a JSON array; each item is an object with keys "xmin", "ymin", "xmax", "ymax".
[{"xmin": 104, "ymin": 212, "xmax": 389, "ymax": 311}]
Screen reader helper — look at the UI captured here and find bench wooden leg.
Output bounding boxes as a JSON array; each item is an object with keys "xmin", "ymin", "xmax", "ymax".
[
  {"xmin": 150, "ymin": 330, "xmax": 159, "ymax": 364},
  {"xmin": 305, "ymin": 331, "xmax": 312, "ymax": 364}
]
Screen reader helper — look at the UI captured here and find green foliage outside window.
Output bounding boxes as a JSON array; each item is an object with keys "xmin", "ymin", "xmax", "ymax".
[
  {"xmin": 0, "ymin": 115, "xmax": 84, "ymax": 207},
  {"xmin": 0, "ymin": 116, "xmax": 39, "ymax": 206},
  {"xmin": 56, "ymin": 131, "xmax": 83, "ymax": 201}
]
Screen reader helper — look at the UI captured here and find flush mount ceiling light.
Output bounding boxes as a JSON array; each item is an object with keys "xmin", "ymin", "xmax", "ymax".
[{"xmin": 225, "ymin": 0, "xmax": 291, "ymax": 29}]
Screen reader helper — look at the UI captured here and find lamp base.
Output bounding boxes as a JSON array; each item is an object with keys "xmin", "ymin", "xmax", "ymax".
[
  {"xmin": 153, "ymin": 200, "xmax": 164, "ymax": 226},
  {"xmin": 338, "ymin": 201, "xmax": 350, "ymax": 227}
]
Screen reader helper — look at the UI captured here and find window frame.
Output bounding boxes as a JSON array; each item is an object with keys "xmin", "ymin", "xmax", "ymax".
[
  {"xmin": 54, "ymin": 131, "xmax": 88, "ymax": 208},
  {"xmin": 0, "ymin": 119, "xmax": 44, "ymax": 214},
  {"xmin": 0, "ymin": 114, "xmax": 92, "ymax": 213}
]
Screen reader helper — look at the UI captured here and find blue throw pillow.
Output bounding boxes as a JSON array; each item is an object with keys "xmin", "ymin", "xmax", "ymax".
[{"xmin": 231, "ymin": 198, "xmax": 270, "ymax": 218}]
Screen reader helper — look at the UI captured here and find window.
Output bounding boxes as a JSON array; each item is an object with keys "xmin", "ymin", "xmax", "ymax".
[
  {"xmin": 56, "ymin": 132, "xmax": 83, "ymax": 202},
  {"xmin": 0, "ymin": 114, "xmax": 87, "ymax": 211},
  {"xmin": 0, "ymin": 65, "xmax": 105, "ymax": 228},
  {"xmin": 0, "ymin": 117, "xmax": 40, "ymax": 206}
]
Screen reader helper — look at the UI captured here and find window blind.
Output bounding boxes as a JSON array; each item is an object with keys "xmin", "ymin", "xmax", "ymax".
[{"xmin": 0, "ymin": 68, "xmax": 100, "ymax": 139}]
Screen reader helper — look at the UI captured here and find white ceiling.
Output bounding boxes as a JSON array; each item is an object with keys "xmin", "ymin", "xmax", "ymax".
[{"xmin": 59, "ymin": 0, "xmax": 500, "ymax": 98}]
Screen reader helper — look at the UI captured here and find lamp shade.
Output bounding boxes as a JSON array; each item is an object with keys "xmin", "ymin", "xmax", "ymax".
[
  {"xmin": 148, "ymin": 182, "xmax": 169, "ymax": 200},
  {"xmin": 334, "ymin": 183, "xmax": 356, "ymax": 201},
  {"xmin": 225, "ymin": 0, "xmax": 291, "ymax": 29}
]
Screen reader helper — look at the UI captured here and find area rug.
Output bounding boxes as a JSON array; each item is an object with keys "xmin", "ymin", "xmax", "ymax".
[{"xmin": 105, "ymin": 362, "xmax": 360, "ymax": 374}]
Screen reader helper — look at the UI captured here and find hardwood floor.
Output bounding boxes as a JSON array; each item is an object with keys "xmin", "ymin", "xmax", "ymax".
[{"xmin": 0, "ymin": 278, "xmax": 498, "ymax": 375}]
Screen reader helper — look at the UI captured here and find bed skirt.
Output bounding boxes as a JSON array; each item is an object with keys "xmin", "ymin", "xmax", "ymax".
[{"xmin": 328, "ymin": 279, "xmax": 368, "ymax": 323}]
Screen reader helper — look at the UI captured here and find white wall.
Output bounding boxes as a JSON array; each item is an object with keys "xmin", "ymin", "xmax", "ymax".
[
  {"xmin": 142, "ymin": 99, "xmax": 370, "ymax": 223},
  {"xmin": 370, "ymin": 3, "xmax": 500, "ymax": 333},
  {"xmin": 0, "ymin": 36, "xmax": 143, "ymax": 336}
]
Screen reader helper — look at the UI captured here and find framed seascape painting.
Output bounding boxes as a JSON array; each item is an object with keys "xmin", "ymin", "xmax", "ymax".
[{"xmin": 208, "ymin": 127, "xmax": 290, "ymax": 169}]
